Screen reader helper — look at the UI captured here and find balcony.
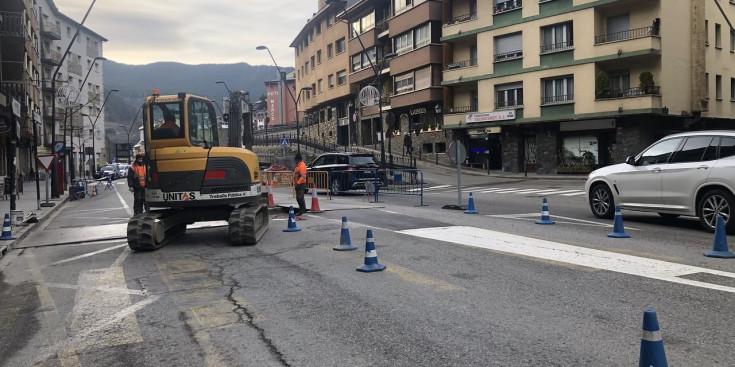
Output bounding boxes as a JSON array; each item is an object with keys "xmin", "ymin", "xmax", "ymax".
[
  {"xmin": 494, "ymin": 101, "xmax": 524, "ymax": 110},
  {"xmin": 41, "ymin": 21, "xmax": 61, "ymax": 40},
  {"xmin": 87, "ymin": 45, "xmax": 100, "ymax": 58},
  {"xmin": 390, "ymin": 87, "xmax": 442, "ymax": 109},
  {"xmin": 445, "ymin": 105, "xmax": 478, "ymax": 114},
  {"xmin": 541, "ymin": 94, "xmax": 574, "ymax": 106},
  {"xmin": 594, "ymin": 26, "xmax": 658, "ymax": 44},
  {"xmin": 391, "ymin": 44, "xmax": 443, "ymax": 75},
  {"xmin": 348, "ymin": 28, "xmax": 377, "ymax": 52},
  {"xmin": 42, "ymin": 79, "xmax": 55, "ymax": 91},
  {"xmin": 389, "ymin": 0, "xmax": 442, "ymax": 36},
  {"xmin": 88, "ymin": 91, "xmax": 101, "ymax": 106},
  {"xmin": 444, "ymin": 12, "xmax": 477, "ymax": 27},
  {"xmin": 494, "ymin": 50, "xmax": 523, "ymax": 62},
  {"xmin": 0, "ymin": 12, "xmax": 24, "ymax": 38},
  {"xmin": 540, "ymin": 41, "xmax": 574, "ymax": 54},
  {"xmin": 42, "ymin": 49, "xmax": 62, "ymax": 66},
  {"xmin": 493, "ymin": 0, "xmax": 522, "ymax": 15},
  {"xmin": 444, "ymin": 59, "xmax": 478, "ymax": 71},
  {"xmin": 68, "ymin": 62, "xmax": 83, "ymax": 77},
  {"xmin": 596, "ymin": 86, "xmax": 660, "ymax": 100},
  {"xmin": 375, "ymin": 19, "xmax": 389, "ymax": 36}
]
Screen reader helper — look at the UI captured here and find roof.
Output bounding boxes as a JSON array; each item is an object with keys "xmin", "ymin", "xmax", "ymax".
[
  {"xmin": 289, "ymin": 1, "xmax": 343, "ymax": 47},
  {"xmin": 45, "ymin": 0, "xmax": 108, "ymax": 42}
]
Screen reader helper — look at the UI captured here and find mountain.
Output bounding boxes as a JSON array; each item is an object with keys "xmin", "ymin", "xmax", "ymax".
[{"xmin": 102, "ymin": 60, "xmax": 291, "ymax": 141}]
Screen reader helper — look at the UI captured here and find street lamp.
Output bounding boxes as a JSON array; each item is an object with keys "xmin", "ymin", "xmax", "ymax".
[
  {"xmin": 215, "ymin": 80, "xmax": 232, "ymax": 94},
  {"xmin": 86, "ymin": 89, "xmax": 118, "ymax": 171},
  {"xmin": 49, "ymin": 0, "xmax": 99, "ymax": 198},
  {"xmin": 73, "ymin": 56, "xmax": 107, "ymax": 106},
  {"xmin": 256, "ymin": 45, "xmax": 302, "ymax": 151}
]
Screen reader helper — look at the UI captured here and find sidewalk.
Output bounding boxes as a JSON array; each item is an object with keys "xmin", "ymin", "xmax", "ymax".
[{"xmin": 0, "ymin": 178, "xmax": 66, "ymax": 258}]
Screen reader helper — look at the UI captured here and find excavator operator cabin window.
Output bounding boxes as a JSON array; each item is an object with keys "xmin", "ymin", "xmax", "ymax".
[
  {"xmin": 188, "ymin": 98, "xmax": 219, "ymax": 148},
  {"xmin": 151, "ymin": 102, "xmax": 183, "ymax": 139}
]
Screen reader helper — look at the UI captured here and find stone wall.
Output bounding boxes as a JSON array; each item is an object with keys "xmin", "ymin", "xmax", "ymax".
[{"xmin": 536, "ymin": 123, "xmax": 559, "ymax": 175}]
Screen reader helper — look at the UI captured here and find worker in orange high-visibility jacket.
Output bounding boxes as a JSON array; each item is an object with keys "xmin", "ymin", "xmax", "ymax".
[
  {"xmin": 293, "ymin": 152, "xmax": 307, "ymax": 217},
  {"xmin": 127, "ymin": 154, "xmax": 147, "ymax": 215}
]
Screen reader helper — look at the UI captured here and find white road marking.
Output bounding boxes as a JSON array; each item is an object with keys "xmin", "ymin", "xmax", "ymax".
[
  {"xmin": 112, "ymin": 247, "xmax": 131, "ymax": 267},
  {"xmin": 400, "ymin": 226, "xmax": 735, "ymax": 292},
  {"xmin": 475, "ymin": 187, "xmax": 518, "ymax": 193},
  {"xmin": 561, "ymin": 191, "xmax": 586, "ymax": 196},
  {"xmin": 517, "ymin": 189, "xmax": 563, "ymax": 195},
  {"xmin": 45, "ymin": 282, "xmax": 146, "ymax": 296},
  {"xmin": 537, "ymin": 189, "xmax": 580, "ymax": 195},
  {"xmin": 422, "ymin": 184, "xmax": 451, "ymax": 191},
  {"xmin": 114, "ymin": 185, "xmax": 134, "ymax": 217},
  {"xmin": 48, "ymin": 244, "xmax": 128, "ymax": 266},
  {"xmin": 378, "ymin": 209, "xmax": 401, "ymax": 214},
  {"xmin": 486, "ymin": 213, "xmax": 641, "ymax": 231}
]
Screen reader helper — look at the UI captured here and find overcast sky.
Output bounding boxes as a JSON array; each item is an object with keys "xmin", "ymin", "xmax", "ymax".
[{"xmin": 55, "ymin": 0, "xmax": 316, "ymax": 67}]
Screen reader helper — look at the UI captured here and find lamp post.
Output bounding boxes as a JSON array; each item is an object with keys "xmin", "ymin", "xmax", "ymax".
[
  {"xmin": 256, "ymin": 45, "xmax": 302, "ymax": 151},
  {"xmin": 73, "ymin": 56, "xmax": 107, "ymax": 106},
  {"xmin": 215, "ymin": 80, "xmax": 232, "ymax": 94},
  {"xmin": 49, "ymin": 0, "xmax": 99, "ymax": 198},
  {"xmin": 86, "ymin": 89, "xmax": 118, "ymax": 171}
]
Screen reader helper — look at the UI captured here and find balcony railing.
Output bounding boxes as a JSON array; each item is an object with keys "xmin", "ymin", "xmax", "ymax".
[
  {"xmin": 42, "ymin": 49, "xmax": 62, "ymax": 65},
  {"xmin": 494, "ymin": 50, "xmax": 523, "ymax": 62},
  {"xmin": 41, "ymin": 21, "xmax": 61, "ymax": 39},
  {"xmin": 375, "ymin": 19, "xmax": 388, "ymax": 34},
  {"xmin": 68, "ymin": 62, "xmax": 83, "ymax": 76},
  {"xmin": 395, "ymin": 86, "xmax": 415, "ymax": 95},
  {"xmin": 594, "ymin": 26, "xmax": 657, "ymax": 44},
  {"xmin": 597, "ymin": 86, "xmax": 660, "ymax": 99},
  {"xmin": 444, "ymin": 12, "xmax": 477, "ymax": 26},
  {"xmin": 0, "ymin": 12, "xmax": 24, "ymax": 38},
  {"xmin": 445, "ymin": 105, "xmax": 478, "ymax": 114},
  {"xmin": 540, "ymin": 41, "xmax": 574, "ymax": 54},
  {"xmin": 494, "ymin": 101, "xmax": 524, "ymax": 110},
  {"xmin": 494, "ymin": 0, "xmax": 522, "ymax": 14},
  {"xmin": 445, "ymin": 59, "xmax": 478, "ymax": 70},
  {"xmin": 541, "ymin": 94, "xmax": 574, "ymax": 105}
]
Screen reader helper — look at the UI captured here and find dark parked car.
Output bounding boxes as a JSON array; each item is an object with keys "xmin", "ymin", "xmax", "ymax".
[
  {"xmin": 307, "ymin": 152, "xmax": 381, "ymax": 194},
  {"xmin": 94, "ymin": 165, "xmax": 119, "ymax": 180}
]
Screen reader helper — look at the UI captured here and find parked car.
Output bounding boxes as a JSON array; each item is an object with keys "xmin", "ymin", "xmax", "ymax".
[
  {"xmin": 585, "ymin": 131, "xmax": 735, "ymax": 233},
  {"xmin": 94, "ymin": 165, "xmax": 119, "ymax": 180},
  {"xmin": 306, "ymin": 152, "xmax": 381, "ymax": 194}
]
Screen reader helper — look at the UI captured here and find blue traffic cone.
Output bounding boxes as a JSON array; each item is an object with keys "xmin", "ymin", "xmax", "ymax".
[
  {"xmin": 283, "ymin": 206, "xmax": 301, "ymax": 232},
  {"xmin": 639, "ymin": 309, "xmax": 668, "ymax": 367},
  {"xmin": 535, "ymin": 198, "xmax": 555, "ymax": 225},
  {"xmin": 333, "ymin": 216, "xmax": 357, "ymax": 251},
  {"xmin": 704, "ymin": 216, "xmax": 735, "ymax": 258},
  {"xmin": 464, "ymin": 193, "xmax": 478, "ymax": 214},
  {"xmin": 608, "ymin": 206, "xmax": 631, "ymax": 238},
  {"xmin": 0, "ymin": 214, "xmax": 16, "ymax": 240},
  {"xmin": 357, "ymin": 229, "xmax": 386, "ymax": 272}
]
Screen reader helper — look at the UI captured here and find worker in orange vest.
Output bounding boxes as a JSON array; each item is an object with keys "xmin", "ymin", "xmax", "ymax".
[
  {"xmin": 293, "ymin": 152, "xmax": 307, "ymax": 217},
  {"xmin": 127, "ymin": 154, "xmax": 147, "ymax": 215}
]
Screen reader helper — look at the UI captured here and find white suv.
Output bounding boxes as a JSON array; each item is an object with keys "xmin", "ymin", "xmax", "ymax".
[{"xmin": 585, "ymin": 131, "xmax": 735, "ymax": 234}]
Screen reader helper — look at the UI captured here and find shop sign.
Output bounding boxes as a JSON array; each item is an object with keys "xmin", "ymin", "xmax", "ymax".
[
  {"xmin": 410, "ymin": 107, "xmax": 426, "ymax": 115},
  {"xmin": 468, "ymin": 127, "xmax": 502, "ymax": 136},
  {"xmin": 466, "ymin": 110, "xmax": 515, "ymax": 123},
  {"xmin": 359, "ymin": 86, "xmax": 380, "ymax": 107}
]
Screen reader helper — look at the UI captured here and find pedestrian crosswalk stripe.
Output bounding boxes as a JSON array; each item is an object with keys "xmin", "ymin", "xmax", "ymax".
[
  {"xmin": 475, "ymin": 187, "xmax": 518, "ymax": 193},
  {"xmin": 518, "ymin": 189, "xmax": 564, "ymax": 195},
  {"xmin": 561, "ymin": 191, "xmax": 586, "ymax": 196},
  {"xmin": 421, "ymin": 186, "xmax": 586, "ymax": 197},
  {"xmin": 535, "ymin": 189, "xmax": 580, "ymax": 195},
  {"xmin": 422, "ymin": 184, "xmax": 451, "ymax": 191}
]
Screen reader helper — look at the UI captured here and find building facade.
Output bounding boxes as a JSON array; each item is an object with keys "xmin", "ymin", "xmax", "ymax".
[
  {"xmin": 0, "ymin": 0, "xmax": 43, "ymax": 180},
  {"xmin": 35, "ymin": 0, "xmax": 106, "ymax": 176},
  {"xmin": 442, "ymin": 0, "xmax": 735, "ymax": 174},
  {"xmin": 264, "ymin": 71, "xmax": 298, "ymax": 129}
]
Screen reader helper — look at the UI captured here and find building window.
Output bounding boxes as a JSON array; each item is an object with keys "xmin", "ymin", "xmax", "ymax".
[
  {"xmin": 394, "ymin": 72, "xmax": 415, "ymax": 94},
  {"xmin": 317, "ymin": 51, "xmax": 322, "ymax": 64},
  {"xmin": 337, "ymin": 70, "xmax": 347, "ymax": 85},
  {"xmin": 415, "ymin": 23, "xmax": 431, "ymax": 48},
  {"xmin": 328, "ymin": 74, "xmax": 334, "ymax": 89},
  {"xmin": 327, "ymin": 44, "xmax": 333, "ymax": 58},
  {"xmin": 352, "ymin": 11, "xmax": 375, "ymax": 38},
  {"xmin": 414, "ymin": 66, "xmax": 431, "ymax": 90},
  {"xmin": 327, "ymin": 14, "xmax": 333, "ymax": 28},
  {"xmin": 316, "ymin": 22, "xmax": 322, "ymax": 35},
  {"xmin": 716, "ymin": 75, "xmax": 722, "ymax": 99},
  {"xmin": 309, "ymin": 29, "xmax": 314, "ymax": 42},
  {"xmin": 394, "ymin": 31, "xmax": 414, "ymax": 55},
  {"xmin": 394, "ymin": 0, "xmax": 412, "ymax": 14},
  {"xmin": 715, "ymin": 23, "xmax": 722, "ymax": 48},
  {"xmin": 540, "ymin": 22, "xmax": 573, "ymax": 53},
  {"xmin": 494, "ymin": 0, "xmax": 523, "ymax": 14},
  {"xmin": 311, "ymin": 56, "xmax": 315, "ymax": 69},
  {"xmin": 495, "ymin": 82, "xmax": 523, "ymax": 109},
  {"xmin": 705, "ymin": 20, "xmax": 709, "ymax": 46},
  {"xmin": 318, "ymin": 79, "xmax": 323, "ymax": 93},
  {"xmin": 541, "ymin": 76, "xmax": 574, "ymax": 105},
  {"xmin": 311, "ymin": 83, "xmax": 316, "ymax": 95},
  {"xmin": 351, "ymin": 47, "xmax": 382, "ymax": 72},
  {"xmin": 609, "ymin": 71, "xmax": 630, "ymax": 97},
  {"xmin": 336, "ymin": 37, "xmax": 346, "ymax": 54},
  {"xmin": 494, "ymin": 32, "xmax": 523, "ymax": 61},
  {"xmin": 705, "ymin": 73, "xmax": 709, "ymax": 99},
  {"xmin": 305, "ymin": 61, "xmax": 309, "ymax": 74},
  {"xmin": 731, "ymin": 29, "xmax": 735, "ymax": 52}
]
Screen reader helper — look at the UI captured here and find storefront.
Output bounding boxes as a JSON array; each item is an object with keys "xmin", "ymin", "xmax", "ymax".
[
  {"xmin": 466, "ymin": 126, "xmax": 502, "ymax": 170},
  {"xmin": 558, "ymin": 119, "xmax": 617, "ymax": 172}
]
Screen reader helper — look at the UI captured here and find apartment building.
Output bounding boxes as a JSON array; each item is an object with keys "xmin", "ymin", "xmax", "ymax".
[
  {"xmin": 0, "ymin": 0, "xmax": 43, "ymax": 179},
  {"xmin": 35, "ymin": 0, "xmax": 106, "ymax": 175},
  {"xmin": 292, "ymin": 0, "xmax": 358, "ymax": 146},
  {"xmin": 442, "ymin": 0, "xmax": 735, "ymax": 174},
  {"xmin": 264, "ymin": 71, "xmax": 298, "ymax": 129}
]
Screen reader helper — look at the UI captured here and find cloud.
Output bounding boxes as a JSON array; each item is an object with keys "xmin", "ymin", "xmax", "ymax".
[{"xmin": 54, "ymin": 0, "xmax": 317, "ymax": 67}]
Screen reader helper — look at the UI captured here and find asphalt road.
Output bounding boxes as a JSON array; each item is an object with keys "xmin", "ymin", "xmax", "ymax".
[{"xmin": 1, "ymin": 172, "xmax": 734, "ymax": 366}]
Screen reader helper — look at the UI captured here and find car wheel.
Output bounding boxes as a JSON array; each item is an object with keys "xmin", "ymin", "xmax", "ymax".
[
  {"xmin": 658, "ymin": 213, "xmax": 680, "ymax": 220},
  {"xmin": 589, "ymin": 183, "xmax": 614, "ymax": 219},
  {"xmin": 330, "ymin": 179, "xmax": 341, "ymax": 196},
  {"xmin": 698, "ymin": 189, "xmax": 734, "ymax": 234}
]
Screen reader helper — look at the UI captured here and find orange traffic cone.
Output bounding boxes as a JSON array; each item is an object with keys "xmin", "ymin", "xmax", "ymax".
[
  {"xmin": 267, "ymin": 184, "xmax": 275, "ymax": 208},
  {"xmin": 310, "ymin": 184, "xmax": 323, "ymax": 213}
]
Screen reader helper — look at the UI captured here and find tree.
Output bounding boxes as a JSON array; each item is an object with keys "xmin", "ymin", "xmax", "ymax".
[
  {"xmin": 595, "ymin": 71, "xmax": 610, "ymax": 99},
  {"xmin": 639, "ymin": 71, "xmax": 655, "ymax": 94}
]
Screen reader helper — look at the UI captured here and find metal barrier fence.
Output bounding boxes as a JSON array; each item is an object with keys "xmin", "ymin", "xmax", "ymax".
[
  {"xmin": 306, "ymin": 170, "xmax": 330, "ymax": 198},
  {"xmin": 261, "ymin": 171, "xmax": 293, "ymax": 188},
  {"xmin": 329, "ymin": 168, "xmax": 424, "ymax": 205}
]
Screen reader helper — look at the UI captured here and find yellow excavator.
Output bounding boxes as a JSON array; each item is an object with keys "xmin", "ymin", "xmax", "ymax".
[{"xmin": 126, "ymin": 90, "xmax": 269, "ymax": 250}]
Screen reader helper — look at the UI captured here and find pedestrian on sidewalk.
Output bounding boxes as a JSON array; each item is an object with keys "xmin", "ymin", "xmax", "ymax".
[
  {"xmin": 127, "ymin": 154, "xmax": 147, "ymax": 215},
  {"xmin": 293, "ymin": 152, "xmax": 307, "ymax": 217}
]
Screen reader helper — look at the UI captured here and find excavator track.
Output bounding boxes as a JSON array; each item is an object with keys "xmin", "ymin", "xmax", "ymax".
[
  {"xmin": 127, "ymin": 211, "xmax": 187, "ymax": 251},
  {"xmin": 228, "ymin": 203, "xmax": 269, "ymax": 246}
]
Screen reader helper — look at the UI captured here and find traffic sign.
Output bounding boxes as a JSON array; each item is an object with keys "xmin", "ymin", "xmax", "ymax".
[
  {"xmin": 448, "ymin": 140, "xmax": 467, "ymax": 165},
  {"xmin": 38, "ymin": 154, "xmax": 55, "ymax": 171},
  {"xmin": 54, "ymin": 141, "xmax": 65, "ymax": 154},
  {"xmin": 280, "ymin": 138, "xmax": 290, "ymax": 146}
]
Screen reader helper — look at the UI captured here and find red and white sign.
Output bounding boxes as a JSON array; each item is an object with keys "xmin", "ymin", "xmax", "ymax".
[
  {"xmin": 38, "ymin": 154, "xmax": 55, "ymax": 171},
  {"xmin": 466, "ymin": 110, "xmax": 516, "ymax": 123}
]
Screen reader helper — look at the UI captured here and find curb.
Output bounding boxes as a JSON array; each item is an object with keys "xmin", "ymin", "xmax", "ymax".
[
  {"xmin": 412, "ymin": 159, "xmax": 588, "ymax": 181},
  {"xmin": 0, "ymin": 198, "xmax": 67, "ymax": 259}
]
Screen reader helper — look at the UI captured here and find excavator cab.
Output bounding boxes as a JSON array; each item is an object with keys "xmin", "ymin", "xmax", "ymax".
[{"xmin": 126, "ymin": 90, "xmax": 269, "ymax": 251}]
